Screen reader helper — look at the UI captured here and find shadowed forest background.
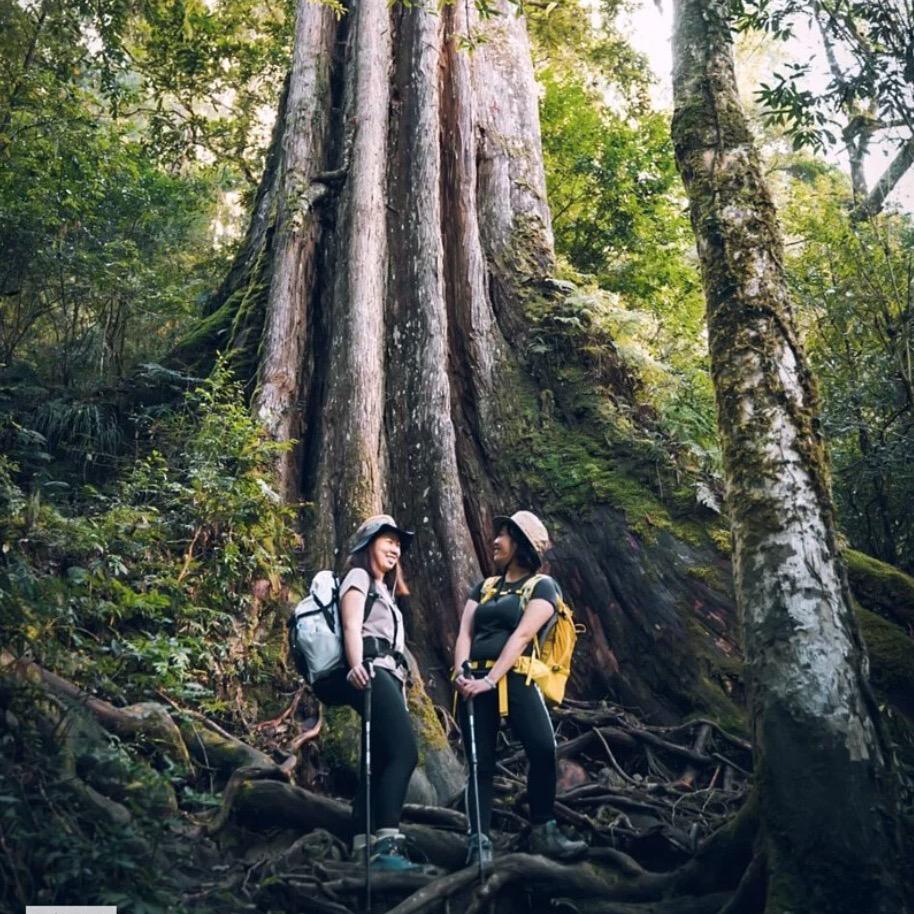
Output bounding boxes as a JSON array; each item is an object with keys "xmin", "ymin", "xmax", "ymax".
[{"xmin": 1, "ymin": 0, "xmax": 914, "ymax": 911}]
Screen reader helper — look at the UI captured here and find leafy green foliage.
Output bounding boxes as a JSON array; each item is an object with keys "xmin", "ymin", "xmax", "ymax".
[
  {"xmin": 0, "ymin": 682, "xmax": 180, "ymax": 914},
  {"xmin": 1, "ymin": 360, "xmax": 298, "ymax": 715},
  {"xmin": 125, "ymin": 0, "xmax": 295, "ymax": 181},
  {"xmin": 526, "ymin": 0, "xmax": 651, "ymax": 108},
  {"xmin": 0, "ymin": 363, "xmax": 299, "ymax": 913},
  {"xmin": 540, "ymin": 68, "xmax": 693, "ymax": 302},
  {"xmin": 0, "ymin": 0, "xmax": 294, "ymax": 429},
  {"xmin": 733, "ymin": 0, "xmax": 914, "ymax": 215},
  {"xmin": 0, "ymin": 90, "xmax": 225, "ymax": 384},
  {"xmin": 533, "ymin": 26, "xmax": 720, "ymax": 483},
  {"xmin": 781, "ymin": 166, "xmax": 914, "ymax": 569},
  {"xmin": 755, "ymin": 61, "xmax": 837, "ymax": 152},
  {"xmin": 0, "ymin": 0, "xmax": 295, "ymax": 179}
]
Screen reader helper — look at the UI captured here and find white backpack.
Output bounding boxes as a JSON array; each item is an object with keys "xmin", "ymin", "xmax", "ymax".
[{"xmin": 287, "ymin": 570, "xmax": 378, "ymax": 683}]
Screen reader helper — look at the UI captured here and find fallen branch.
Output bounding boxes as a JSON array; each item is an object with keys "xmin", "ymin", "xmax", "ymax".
[
  {"xmin": 321, "ymin": 871, "xmax": 438, "ymax": 894},
  {"xmin": 290, "ymin": 705, "xmax": 323, "ymax": 751}
]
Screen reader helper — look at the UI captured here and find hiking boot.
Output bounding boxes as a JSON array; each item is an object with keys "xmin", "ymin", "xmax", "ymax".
[
  {"xmin": 465, "ymin": 833, "xmax": 494, "ymax": 870},
  {"xmin": 529, "ymin": 820, "xmax": 587, "ymax": 861},
  {"xmin": 369, "ymin": 833, "xmax": 424, "ymax": 871}
]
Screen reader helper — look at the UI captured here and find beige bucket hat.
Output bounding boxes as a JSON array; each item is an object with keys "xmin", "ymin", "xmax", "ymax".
[{"xmin": 493, "ymin": 510, "xmax": 551, "ymax": 567}]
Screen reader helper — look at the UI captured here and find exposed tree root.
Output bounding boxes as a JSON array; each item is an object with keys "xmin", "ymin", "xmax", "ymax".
[
  {"xmin": 289, "ymin": 704, "xmax": 323, "ymax": 751},
  {"xmin": 178, "ymin": 714, "xmax": 281, "ymax": 781},
  {"xmin": 553, "ymin": 892, "xmax": 734, "ymax": 914},
  {"xmin": 383, "ymin": 867, "xmax": 481, "ymax": 914},
  {"xmin": 2, "ymin": 653, "xmax": 761, "ymax": 913},
  {"xmin": 716, "ymin": 849, "xmax": 766, "ymax": 914},
  {"xmin": 1, "ymin": 650, "xmax": 189, "ymax": 768}
]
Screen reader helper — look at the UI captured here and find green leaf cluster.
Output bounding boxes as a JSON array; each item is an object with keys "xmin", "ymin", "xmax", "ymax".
[
  {"xmin": 0, "ymin": 359, "xmax": 298, "ymax": 716},
  {"xmin": 781, "ymin": 167, "xmax": 914, "ymax": 570}
]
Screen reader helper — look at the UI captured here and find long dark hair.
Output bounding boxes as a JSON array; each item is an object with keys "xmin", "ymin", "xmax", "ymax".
[{"xmin": 345, "ymin": 539, "xmax": 411, "ymax": 597}]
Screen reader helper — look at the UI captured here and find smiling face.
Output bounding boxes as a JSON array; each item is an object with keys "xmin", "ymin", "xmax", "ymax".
[
  {"xmin": 492, "ymin": 524, "xmax": 517, "ymax": 570},
  {"xmin": 369, "ymin": 531, "xmax": 401, "ymax": 579}
]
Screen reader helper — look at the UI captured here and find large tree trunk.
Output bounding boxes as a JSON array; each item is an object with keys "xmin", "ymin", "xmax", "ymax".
[
  {"xmin": 187, "ymin": 0, "xmax": 750, "ymax": 723},
  {"xmin": 211, "ymin": 0, "xmax": 567, "ymax": 675},
  {"xmin": 670, "ymin": 0, "xmax": 913, "ymax": 910},
  {"xmin": 312, "ymin": 0, "xmax": 392, "ymax": 552},
  {"xmin": 254, "ymin": 1, "xmax": 337, "ymax": 499}
]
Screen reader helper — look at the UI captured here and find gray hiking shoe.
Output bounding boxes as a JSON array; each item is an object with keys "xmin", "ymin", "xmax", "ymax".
[
  {"xmin": 465, "ymin": 833, "xmax": 494, "ymax": 870},
  {"xmin": 529, "ymin": 820, "xmax": 587, "ymax": 861}
]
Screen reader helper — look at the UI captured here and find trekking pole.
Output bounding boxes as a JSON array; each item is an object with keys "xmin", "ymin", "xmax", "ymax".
[
  {"xmin": 363, "ymin": 660, "xmax": 373, "ymax": 913},
  {"xmin": 462, "ymin": 662, "xmax": 487, "ymax": 880}
]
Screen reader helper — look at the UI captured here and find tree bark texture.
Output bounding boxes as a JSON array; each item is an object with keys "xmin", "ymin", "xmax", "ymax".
[
  {"xmin": 188, "ymin": 0, "xmax": 753, "ymax": 722},
  {"xmin": 670, "ymin": 0, "xmax": 913, "ymax": 909},
  {"xmin": 212, "ymin": 0, "xmax": 566, "ymax": 667},
  {"xmin": 254, "ymin": 0, "xmax": 337, "ymax": 500}
]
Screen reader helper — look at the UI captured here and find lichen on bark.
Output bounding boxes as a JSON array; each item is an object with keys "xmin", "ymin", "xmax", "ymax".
[{"xmin": 672, "ymin": 0, "xmax": 913, "ymax": 907}]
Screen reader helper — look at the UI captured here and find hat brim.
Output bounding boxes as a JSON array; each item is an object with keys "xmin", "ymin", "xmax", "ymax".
[
  {"xmin": 349, "ymin": 524, "xmax": 415, "ymax": 555},
  {"xmin": 492, "ymin": 515, "xmax": 542, "ymax": 568}
]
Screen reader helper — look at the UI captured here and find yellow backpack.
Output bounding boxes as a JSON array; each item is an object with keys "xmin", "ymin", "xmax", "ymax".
[{"xmin": 479, "ymin": 574, "xmax": 583, "ymax": 706}]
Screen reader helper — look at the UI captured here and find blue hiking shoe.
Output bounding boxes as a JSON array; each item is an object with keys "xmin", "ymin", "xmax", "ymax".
[{"xmin": 369, "ymin": 834, "xmax": 424, "ymax": 871}]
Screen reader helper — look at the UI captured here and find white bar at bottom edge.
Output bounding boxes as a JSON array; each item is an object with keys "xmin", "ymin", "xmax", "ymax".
[{"xmin": 27, "ymin": 907, "xmax": 117, "ymax": 914}]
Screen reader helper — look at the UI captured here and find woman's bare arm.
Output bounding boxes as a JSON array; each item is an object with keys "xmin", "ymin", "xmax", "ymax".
[
  {"xmin": 453, "ymin": 598, "xmax": 478, "ymax": 675},
  {"xmin": 340, "ymin": 586, "xmax": 369, "ymax": 689},
  {"xmin": 460, "ymin": 597, "xmax": 554, "ymax": 697}
]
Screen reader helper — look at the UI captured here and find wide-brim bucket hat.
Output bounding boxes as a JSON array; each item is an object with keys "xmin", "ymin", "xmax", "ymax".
[
  {"xmin": 493, "ymin": 510, "xmax": 551, "ymax": 567},
  {"xmin": 349, "ymin": 514, "xmax": 415, "ymax": 555}
]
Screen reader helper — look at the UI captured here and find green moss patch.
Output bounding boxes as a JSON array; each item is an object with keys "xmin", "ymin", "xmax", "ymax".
[
  {"xmin": 319, "ymin": 705, "xmax": 361, "ymax": 775},
  {"xmin": 854, "ymin": 604, "xmax": 914, "ymax": 703},
  {"xmin": 501, "ymin": 396, "xmax": 712, "ymax": 546},
  {"xmin": 846, "ymin": 549, "xmax": 914, "ymax": 628},
  {"xmin": 682, "ymin": 617, "xmax": 748, "ymax": 737},
  {"xmin": 686, "ymin": 563, "xmax": 729, "ymax": 591},
  {"xmin": 407, "ymin": 680, "xmax": 448, "ymax": 763},
  {"xmin": 685, "ymin": 674, "xmax": 748, "ymax": 738}
]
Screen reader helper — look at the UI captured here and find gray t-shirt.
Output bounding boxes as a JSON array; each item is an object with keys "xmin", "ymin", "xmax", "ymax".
[{"xmin": 339, "ymin": 568, "xmax": 406, "ymax": 682}]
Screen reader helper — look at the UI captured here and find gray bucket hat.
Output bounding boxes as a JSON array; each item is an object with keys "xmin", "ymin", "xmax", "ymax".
[
  {"xmin": 349, "ymin": 514, "xmax": 415, "ymax": 555},
  {"xmin": 493, "ymin": 510, "xmax": 551, "ymax": 567}
]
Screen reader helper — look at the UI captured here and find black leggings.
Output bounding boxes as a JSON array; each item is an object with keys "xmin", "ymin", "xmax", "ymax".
[
  {"xmin": 313, "ymin": 667, "xmax": 418, "ymax": 835},
  {"xmin": 458, "ymin": 671, "xmax": 557, "ymax": 835}
]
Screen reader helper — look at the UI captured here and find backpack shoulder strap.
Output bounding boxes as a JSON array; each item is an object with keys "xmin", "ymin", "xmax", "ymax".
[
  {"xmin": 518, "ymin": 574, "xmax": 552, "ymax": 657},
  {"xmin": 479, "ymin": 576, "xmax": 502, "ymax": 604},
  {"xmin": 518, "ymin": 574, "xmax": 545, "ymax": 611},
  {"xmin": 363, "ymin": 581, "xmax": 379, "ymax": 623}
]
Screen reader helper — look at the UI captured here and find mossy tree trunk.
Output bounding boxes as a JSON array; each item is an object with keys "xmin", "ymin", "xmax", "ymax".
[
  {"xmin": 254, "ymin": 2, "xmax": 336, "ymax": 501},
  {"xmin": 671, "ymin": 0, "xmax": 913, "ymax": 909},
  {"xmin": 181, "ymin": 0, "xmax": 752, "ymax": 736},
  {"xmin": 195, "ymin": 0, "xmax": 560, "ymax": 675}
]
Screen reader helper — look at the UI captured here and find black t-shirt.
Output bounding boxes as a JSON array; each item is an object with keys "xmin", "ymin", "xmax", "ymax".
[{"xmin": 467, "ymin": 574, "xmax": 560, "ymax": 662}]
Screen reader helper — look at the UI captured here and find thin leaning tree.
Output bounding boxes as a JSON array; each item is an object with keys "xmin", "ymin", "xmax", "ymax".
[{"xmin": 671, "ymin": 0, "xmax": 913, "ymax": 909}]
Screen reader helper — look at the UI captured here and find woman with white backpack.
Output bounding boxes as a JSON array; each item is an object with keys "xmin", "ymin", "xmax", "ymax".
[{"xmin": 310, "ymin": 514, "xmax": 422, "ymax": 871}]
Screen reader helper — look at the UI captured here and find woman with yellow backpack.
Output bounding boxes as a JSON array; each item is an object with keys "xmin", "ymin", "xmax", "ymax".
[{"xmin": 452, "ymin": 511, "xmax": 587, "ymax": 867}]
